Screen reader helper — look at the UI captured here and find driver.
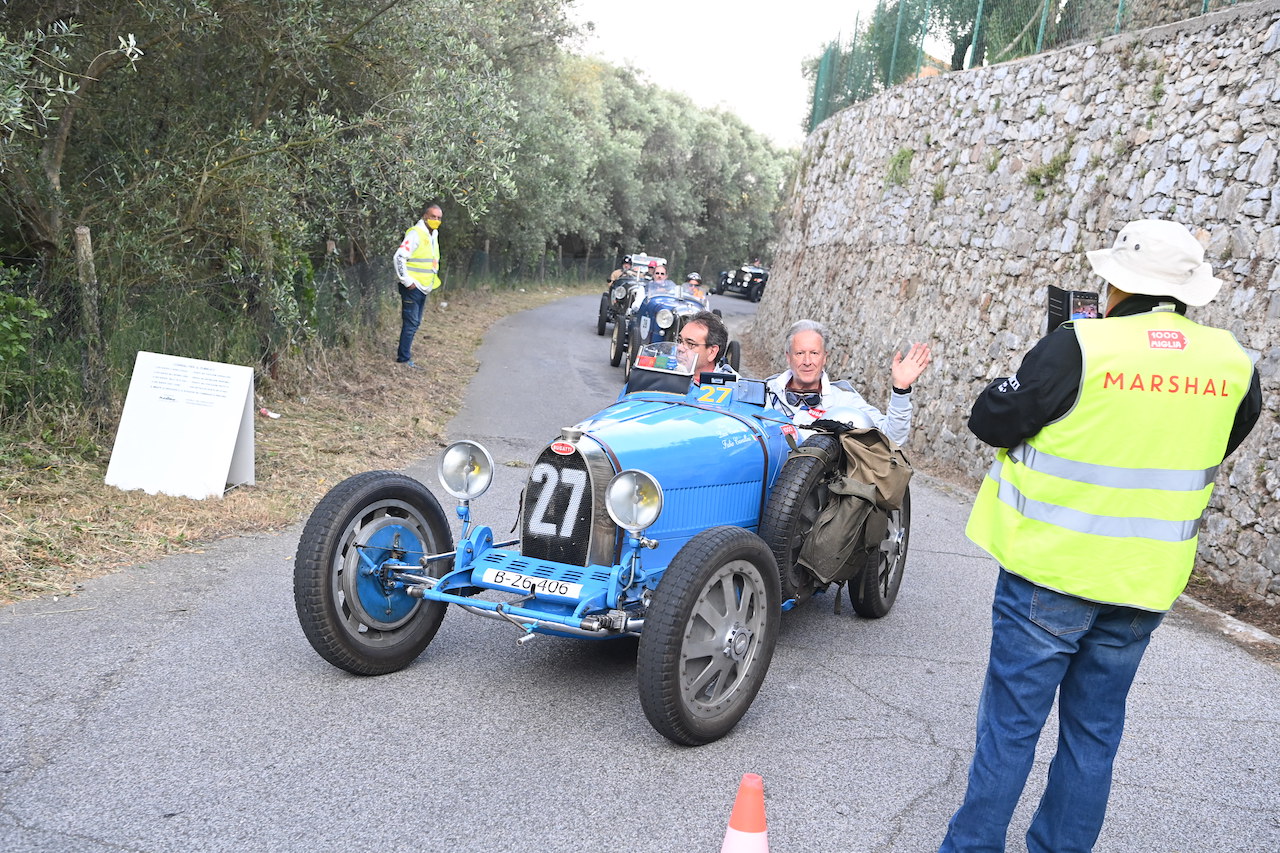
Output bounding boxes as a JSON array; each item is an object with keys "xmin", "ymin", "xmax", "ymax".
[
  {"xmin": 765, "ymin": 319, "xmax": 930, "ymax": 445},
  {"xmin": 608, "ymin": 255, "xmax": 633, "ymax": 284},
  {"xmin": 676, "ymin": 311, "xmax": 734, "ymax": 384}
]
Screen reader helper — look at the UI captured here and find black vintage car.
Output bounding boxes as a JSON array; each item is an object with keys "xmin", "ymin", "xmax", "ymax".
[
  {"xmin": 716, "ymin": 263, "xmax": 769, "ymax": 303},
  {"xmin": 596, "ymin": 253, "xmax": 665, "ymax": 336}
]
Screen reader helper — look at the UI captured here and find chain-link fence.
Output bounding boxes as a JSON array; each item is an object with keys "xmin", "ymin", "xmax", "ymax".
[{"xmin": 809, "ymin": 0, "xmax": 1254, "ymax": 130}]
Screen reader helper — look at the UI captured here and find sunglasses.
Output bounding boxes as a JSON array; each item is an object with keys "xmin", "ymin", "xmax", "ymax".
[{"xmin": 784, "ymin": 390, "xmax": 822, "ymax": 408}]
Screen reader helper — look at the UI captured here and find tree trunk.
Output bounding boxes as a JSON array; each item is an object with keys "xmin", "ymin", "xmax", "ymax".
[{"xmin": 74, "ymin": 226, "xmax": 110, "ymax": 427}]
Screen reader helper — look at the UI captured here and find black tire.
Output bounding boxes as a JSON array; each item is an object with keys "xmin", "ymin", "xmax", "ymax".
[
  {"xmin": 850, "ymin": 488, "xmax": 911, "ymax": 618},
  {"xmin": 609, "ymin": 317, "xmax": 625, "ymax": 367},
  {"xmin": 748, "ymin": 283, "xmax": 763, "ymax": 303},
  {"xmin": 712, "ymin": 308, "xmax": 723, "ymax": 317},
  {"xmin": 724, "ymin": 340, "xmax": 741, "ymax": 372},
  {"xmin": 637, "ymin": 527, "xmax": 781, "ymax": 745},
  {"xmin": 714, "ymin": 277, "xmax": 726, "ymax": 295},
  {"xmin": 757, "ymin": 433, "xmax": 842, "ymax": 606},
  {"xmin": 293, "ymin": 470, "xmax": 453, "ymax": 675},
  {"xmin": 596, "ymin": 293, "xmax": 610, "ymax": 336},
  {"xmin": 624, "ymin": 327, "xmax": 641, "ymax": 381}
]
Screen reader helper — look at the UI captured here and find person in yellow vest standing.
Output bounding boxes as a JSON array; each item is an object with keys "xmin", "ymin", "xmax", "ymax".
[
  {"xmin": 939, "ymin": 219, "xmax": 1262, "ymax": 853},
  {"xmin": 393, "ymin": 202, "xmax": 443, "ymax": 367}
]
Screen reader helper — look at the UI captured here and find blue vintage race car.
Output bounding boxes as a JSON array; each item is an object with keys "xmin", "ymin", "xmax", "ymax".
[
  {"xmin": 293, "ymin": 344, "xmax": 911, "ymax": 745},
  {"xmin": 608, "ymin": 280, "xmax": 740, "ymax": 380}
]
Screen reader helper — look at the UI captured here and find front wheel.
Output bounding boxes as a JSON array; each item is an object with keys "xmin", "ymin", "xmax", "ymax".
[
  {"xmin": 637, "ymin": 526, "xmax": 781, "ymax": 745},
  {"xmin": 748, "ymin": 283, "xmax": 763, "ymax": 303},
  {"xmin": 756, "ymin": 434, "xmax": 841, "ymax": 606},
  {"xmin": 624, "ymin": 326, "xmax": 641, "ymax": 381},
  {"xmin": 609, "ymin": 317, "xmax": 625, "ymax": 366},
  {"xmin": 850, "ymin": 488, "xmax": 911, "ymax": 618},
  {"xmin": 596, "ymin": 293, "xmax": 610, "ymax": 336},
  {"xmin": 293, "ymin": 471, "xmax": 453, "ymax": 675}
]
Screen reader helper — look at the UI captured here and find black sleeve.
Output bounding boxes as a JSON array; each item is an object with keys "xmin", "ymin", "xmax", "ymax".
[
  {"xmin": 968, "ymin": 327, "xmax": 1082, "ymax": 448},
  {"xmin": 1225, "ymin": 369, "xmax": 1263, "ymax": 459}
]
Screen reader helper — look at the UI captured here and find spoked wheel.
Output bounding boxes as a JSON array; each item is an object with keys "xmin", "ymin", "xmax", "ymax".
[
  {"xmin": 724, "ymin": 340, "xmax": 742, "ymax": 372},
  {"xmin": 624, "ymin": 327, "xmax": 641, "ymax": 381},
  {"xmin": 850, "ymin": 487, "xmax": 910, "ymax": 618},
  {"xmin": 596, "ymin": 293, "xmax": 610, "ymax": 336},
  {"xmin": 637, "ymin": 526, "xmax": 781, "ymax": 746},
  {"xmin": 293, "ymin": 470, "xmax": 453, "ymax": 675},
  {"xmin": 609, "ymin": 318, "xmax": 625, "ymax": 367},
  {"xmin": 757, "ymin": 433, "xmax": 842, "ymax": 606}
]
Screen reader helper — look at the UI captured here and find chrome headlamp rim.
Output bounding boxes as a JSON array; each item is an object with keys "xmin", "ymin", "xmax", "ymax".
[
  {"xmin": 437, "ymin": 440, "xmax": 496, "ymax": 501},
  {"xmin": 605, "ymin": 468, "xmax": 664, "ymax": 534},
  {"xmin": 655, "ymin": 308, "xmax": 675, "ymax": 329}
]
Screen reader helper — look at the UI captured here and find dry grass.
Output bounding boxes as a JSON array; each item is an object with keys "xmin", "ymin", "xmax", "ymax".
[{"xmin": 0, "ymin": 282, "xmax": 596, "ymax": 604}]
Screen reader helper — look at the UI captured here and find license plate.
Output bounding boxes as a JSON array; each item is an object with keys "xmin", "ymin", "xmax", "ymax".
[{"xmin": 481, "ymin": 568, "xmax": 583, "ymax": 599}]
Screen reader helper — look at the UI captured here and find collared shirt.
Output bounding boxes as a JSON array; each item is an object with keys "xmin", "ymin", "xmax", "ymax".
[{"xmin": 764, "ymin": 370, "xmax": 913, "ymax": 445}]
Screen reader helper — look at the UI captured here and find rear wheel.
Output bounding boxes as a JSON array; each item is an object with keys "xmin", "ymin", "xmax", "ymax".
[
  {"xmin": 637, "ymin": 527, "xmax": 780, "ymax": 745},
  {"xmin": 757, "ymin": 434, "xmax": 842, "ymax": 606},
  {"xmin": 723, "ymin": 340, "xmax": 741, "ymax": 372},
  {"xmin": 293, "ymin": 471, "xmax": 452, "ymax": 675},
  {"xmin": 609, "ymin": 318, "xmax": 625, "ymax": 366},
  {"xmin": 849, "ymin": 488, "xmax": 911, "ymax": 618}
]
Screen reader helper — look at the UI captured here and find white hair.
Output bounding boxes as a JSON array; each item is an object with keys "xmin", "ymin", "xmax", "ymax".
[{"xmin": 784, "ymin": 319, "xmax": 829, "ymax": 353}]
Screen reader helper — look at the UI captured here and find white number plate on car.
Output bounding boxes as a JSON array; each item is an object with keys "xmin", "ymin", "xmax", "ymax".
[{"xmin": 481, "ymin": 569, "xmax": 583, "ymax": 599}]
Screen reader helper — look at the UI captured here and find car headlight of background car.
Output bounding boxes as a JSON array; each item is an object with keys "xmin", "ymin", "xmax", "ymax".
[
  {"xmin": 655, "ymin": 308, "xmax": 675, "ymax": 329},
  {"xmin": 612, "ymin": 285, "xmax": 626, "ymax": 301}
]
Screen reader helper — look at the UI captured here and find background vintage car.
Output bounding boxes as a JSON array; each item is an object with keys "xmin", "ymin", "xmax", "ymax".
[
  {"xmin": 608, "ymin": 280, "xmax": 740, "ymax": 379},
  {"xmin": 716, "ymin": 263, "xmax": 769, "ymax": 302},
  {"xmin": 294, "ymin": 360, "xmax": 911, "ymax": 746},
  {"xmin": 596, "ymin": 252, "xmax": 666, "ymax": 336}
]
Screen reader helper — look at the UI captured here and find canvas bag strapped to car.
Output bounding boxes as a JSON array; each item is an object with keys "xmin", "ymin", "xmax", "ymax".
[
  {"xmin": 796, "ymin": 472, "xmax": 878, "ymax": 585},
  {"xmin": 836, "ymin": 426, "xmax": 912, "ymax": 511},
  {"xmin": 792, "ymin": 424, "xmax": 913, "ymax": 585}
]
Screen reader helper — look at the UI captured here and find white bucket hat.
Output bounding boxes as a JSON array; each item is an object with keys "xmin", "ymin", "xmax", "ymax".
[{"xmin": 1086, "ymin": 219, "xmax": 1222, "ymax": 307}]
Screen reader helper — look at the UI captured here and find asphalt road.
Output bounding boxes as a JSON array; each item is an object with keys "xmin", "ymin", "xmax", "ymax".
[{"xmin": 2, "ymin": 291, "xmax": 1278, "ymax": 853}]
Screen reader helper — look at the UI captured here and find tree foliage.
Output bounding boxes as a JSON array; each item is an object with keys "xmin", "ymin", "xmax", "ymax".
[{"xmin": 0, "ymin": 0, "xmax": 794, "ymax": 431}]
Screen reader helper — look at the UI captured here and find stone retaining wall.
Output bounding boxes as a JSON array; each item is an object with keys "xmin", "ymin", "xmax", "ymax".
[{"xmin": 752, "ymin": 0, "xmax": 1280, "ymax": 601}]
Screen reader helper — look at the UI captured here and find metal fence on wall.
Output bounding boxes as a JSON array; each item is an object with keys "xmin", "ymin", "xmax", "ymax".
[{"xmin": 809, "ymin": 0, "xmax": 1253, "ymax": 130}]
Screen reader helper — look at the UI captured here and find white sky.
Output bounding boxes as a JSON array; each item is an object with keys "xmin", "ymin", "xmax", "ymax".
[{"xmin": 566, "ymin": 0, "xmax": 878, "ymax": 149}]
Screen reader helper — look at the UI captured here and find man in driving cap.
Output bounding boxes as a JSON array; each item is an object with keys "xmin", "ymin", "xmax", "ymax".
[{"xmin": 939, "ymin": 219, "xmax": 1262, "ymax": 853}]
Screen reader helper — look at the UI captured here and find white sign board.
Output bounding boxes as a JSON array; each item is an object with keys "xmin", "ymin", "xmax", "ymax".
[{"xmin": 105, "ymin": 351, "xmax": 256, "ymax": 499}]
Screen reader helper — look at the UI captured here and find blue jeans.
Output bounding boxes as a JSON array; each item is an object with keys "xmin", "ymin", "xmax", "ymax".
[
  {"xmin": 939, "ymin": 569, "xmax": 1165, "ymax": 853},
  {"xmin": 397, "ymin": 283, "xmax": 426, "ymax": 362}
]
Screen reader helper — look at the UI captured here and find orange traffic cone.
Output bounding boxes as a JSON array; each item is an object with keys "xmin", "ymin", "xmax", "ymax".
[{"xmin": 721, "ymin": 773, "xmax": 768, "ymax": 852}]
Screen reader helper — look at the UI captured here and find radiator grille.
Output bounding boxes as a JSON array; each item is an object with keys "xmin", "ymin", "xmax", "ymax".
[{"xmin": 521, "ymin": 446, "xmax": 595, "ymax": 567}]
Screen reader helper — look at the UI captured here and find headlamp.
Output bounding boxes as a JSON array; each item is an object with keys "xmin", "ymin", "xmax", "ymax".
[
  {"xmin": 437, "ymin": 440, "xmax": 495, "ymax": 500},
  {"xmin": 605, "ymin": 469, "xmax": 664, "ymax": 533}
]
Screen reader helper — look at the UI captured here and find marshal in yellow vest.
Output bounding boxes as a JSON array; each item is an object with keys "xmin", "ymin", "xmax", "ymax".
[
  {"xmin": 402, "ymin": 222, "xmax": 441, "ymax": 292},
  {"xmin": 966, "ymin": 308, "xmax": 1254, "ymax": 611}
]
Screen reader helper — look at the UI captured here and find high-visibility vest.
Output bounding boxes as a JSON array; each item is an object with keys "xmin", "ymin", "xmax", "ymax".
[
  {"xmin": 965, "ymin": 307, "xmax": 1254, "ymax": 611},
  {"xmin": 402, "ymin": 222, "xmax": 441, "ymax": 292}
]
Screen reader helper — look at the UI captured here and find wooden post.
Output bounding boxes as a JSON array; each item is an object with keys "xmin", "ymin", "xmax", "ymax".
[{"xmin": 74, "ymin": 225, "xmax": 110, "ymax": 425}]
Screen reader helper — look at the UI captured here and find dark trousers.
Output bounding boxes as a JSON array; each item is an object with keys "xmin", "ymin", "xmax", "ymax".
[{"xmin": 397, "ymin": 283, "xmax": 426, "ymax": 362}]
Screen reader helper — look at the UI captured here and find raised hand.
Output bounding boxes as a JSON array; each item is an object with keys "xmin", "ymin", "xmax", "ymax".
[{"xmin": 891, "ymin": 342, "xmax": 932, "ymax": 390}]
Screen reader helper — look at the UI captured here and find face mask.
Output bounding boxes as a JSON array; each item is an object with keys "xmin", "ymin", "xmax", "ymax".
[{"xmin": 426, "ymin": 218, "xmax": 441, "ymax": 230}]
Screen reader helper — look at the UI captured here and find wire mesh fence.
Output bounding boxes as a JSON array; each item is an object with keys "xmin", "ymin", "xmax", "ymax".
[{"xmin": 808, "ymin": 0, "xmax": 1256, "ymax": 130}]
